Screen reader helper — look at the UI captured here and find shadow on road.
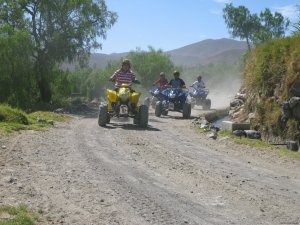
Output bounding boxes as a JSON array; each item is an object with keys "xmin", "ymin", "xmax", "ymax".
[{"xmin": 102, "ymin": 123, "xmax": 161, "ymax": 131}]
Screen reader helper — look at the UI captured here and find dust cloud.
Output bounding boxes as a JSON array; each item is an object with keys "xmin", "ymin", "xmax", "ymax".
[{"xmin": 207, "ymin": 77, "xmax": 242, "ymax": 109}]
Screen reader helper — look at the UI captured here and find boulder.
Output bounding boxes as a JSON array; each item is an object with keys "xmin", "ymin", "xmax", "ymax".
[{"xmin": 244, "ymin": 130, "xmax": 261, "ymax": 139}]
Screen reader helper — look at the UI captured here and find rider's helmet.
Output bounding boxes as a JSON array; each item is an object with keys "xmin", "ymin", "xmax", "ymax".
[
  {"xmin": 160, "ymin": 72, "xmax": 165, "ymax": 77},
  {"xmin": 197, "ymin": 75, "xmax": 202, "ymax": 80},
  {"xmin": 122, "ymin": 58, "xmax": 131, "ymax": 68},
  {"xmin": 173, "ymin": 70, "xmax": 180, "ymax": 77}
]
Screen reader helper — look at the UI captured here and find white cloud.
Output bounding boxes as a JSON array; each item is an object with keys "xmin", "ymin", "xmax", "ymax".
[{"xmin": 274, "ymin": 5, "xmax": 298, "ymax": 20}]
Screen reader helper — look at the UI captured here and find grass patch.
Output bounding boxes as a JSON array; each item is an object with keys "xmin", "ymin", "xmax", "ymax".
[
  {"xmin": 216, "ymin": 130, "xmax": 300, "ymax": 160},
  {"xmin": 0, "ymin": 205, "xmax": 39, "ymax": 225},
  {"xmin": 0, "ymin": 104, "xmax": 71, "ymax": 134}
]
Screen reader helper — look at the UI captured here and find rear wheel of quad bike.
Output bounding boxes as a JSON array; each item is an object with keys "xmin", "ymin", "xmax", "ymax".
[
  {"xmin": 155, "ymin": 101, "xmax": 162, "ymax": 117},
  {"xmin": 203, "ymin": 99, "xmax": 211, "ymax": 110},
  {"xmin": 98, "ymin": 104, "xmax": 108, "ymax": 127},
  {"xmin": 138, "ymin": 105, "xmax": 148, "ymax": 128},
  {"xmin": 182, "ymin": 102, "xmax": 191, "ymax": 119}
]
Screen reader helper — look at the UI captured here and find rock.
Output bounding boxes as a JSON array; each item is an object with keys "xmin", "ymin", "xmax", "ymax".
[
  {"xmin": 230, "ymin": 99, "xmax": 244, "ymax": 107},
  {"xmin": 286, "ymin": 141, "xmax": 299, "ymax": 151},
  {"xmin": 54, "ymin": 108, "xmax": 65, "ymax": 113},
  {"xmin": 200, "ymin": 124, "xmax": 209, "ymax": 129},
  {"xmin": 289, "ymin": 97, "xmax": 300, "ymax": 108},
  {"xmin": 207, "ymin": 131, "xmax": 217, "ymax": 140},
  {"xmin": 233, "ymin": 130, "xmax": 246, "ymax": 138},
  {"xmin": 244, "ymin": 130, "xmax": 261, "ymax": 139},
  {"xmin": 290, "ymin": 84, "xmax": 300, "ymax": 97},
  {"xmin": 37, "ymin": 117, "xmax": 47, "ymax": 123},
  {"xmin": 292, "ymin": 104, "xmax": 300, "ymax": 120}
]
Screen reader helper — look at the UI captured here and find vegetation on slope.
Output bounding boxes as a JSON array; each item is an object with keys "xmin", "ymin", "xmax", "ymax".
[{"xmin": 243, "ymin": 35, "xmax": 300, "ymax": 142}]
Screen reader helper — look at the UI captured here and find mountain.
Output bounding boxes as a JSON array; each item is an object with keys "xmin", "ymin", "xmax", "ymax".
[
  {"xmin": 166, "ymin": 38, "xmax": 247, "ymax": 66},
  {"xmin": 73, "ymin": 38, "xmax": 247, "ymax": 69}
]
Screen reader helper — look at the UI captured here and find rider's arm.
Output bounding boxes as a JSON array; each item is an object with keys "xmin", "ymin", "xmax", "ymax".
[
  {"xmin": 109, "ymin": 71, "xmax": 117, "ymax": 82},
  {"xmin": 181, "ymin": 79, "xmax": 186, "ymax": 88},
  {"xmin": 191, "ymin": 81, "xmax": 197, "ymax": 88},
  {"xmin": 201, "ymin": 81, "xmax": 206, "ymax": 88}
]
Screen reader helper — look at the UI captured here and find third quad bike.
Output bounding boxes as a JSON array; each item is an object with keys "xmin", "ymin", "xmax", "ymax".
[
  {"xmin": 98, "ymin": 82, "xmax": 148, "ymax": 128},
  {"xmin": 189, "ymin": 87, "xmax": 211, "ymax": 110},
  {"xmin": 155, "ymin": 87, "xmax": 191, "ymax": 119}
]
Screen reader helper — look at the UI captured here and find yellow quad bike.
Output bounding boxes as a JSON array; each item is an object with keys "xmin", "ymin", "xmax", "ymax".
[{"xmin": 98, "ymin": 83, "xmax": 149, "ymax": 128}]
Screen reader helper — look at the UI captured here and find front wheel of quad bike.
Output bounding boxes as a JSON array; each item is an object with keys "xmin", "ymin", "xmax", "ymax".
[
  {"xmin": 155, "ymin": 101, "xmax": 162, "ymax": 117},
  {"xmin": 138, "ymin": 105, "xmax": 149, "ymax": 128},
  {"xmin": 182, "ymin": 102, "xmax": 191, "ymax": 119},
  {"xmin": 98, "ymin": 104, "xmax": 108, "ymax": 127},
  {"xmin": 203, "ymin": 99, "xmax": 211, "ymax": 110}
]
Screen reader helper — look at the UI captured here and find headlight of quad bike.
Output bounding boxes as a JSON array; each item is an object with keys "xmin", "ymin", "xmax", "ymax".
[
  {"xmin": 169, "ymin": 93, "xmax": 176, "ymax": 98},
  {"xmin": 154, "ymin": 90, "xmax": 160, "ymax": 95},
  {"xmin": 120, "ymin": 93, "xmax": 129, "ymax": 100}
]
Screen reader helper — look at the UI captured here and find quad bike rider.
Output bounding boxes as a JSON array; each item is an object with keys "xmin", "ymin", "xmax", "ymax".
[
  {"xmin": 145, "ymin": 72, "xmax": 169, "ymax": 109},
  {"xmin": 98, "ymin": 59, "xmax": 148, "ymax": 127},
  {"xmin": 189, "ymin": 75, "xmax": 211, "ymax": 110},
  {"xmin": 155, "ymin": 71, "xmax": 191, "ymax": 119}
]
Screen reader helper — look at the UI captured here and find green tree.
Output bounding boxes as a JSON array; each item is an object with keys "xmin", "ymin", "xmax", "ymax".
[
  {"xmin": 128, "ymin": 47, "xmax": 176, "ymax": 89},
  {"xmin": 0, "ymin": 25, "xmax": 36, "ymax": 108},
  {"xmin": 223, "ymin": 3, "xmax": 289, "ymax": 51},
  {"xmin": 223, "ymin": 3, "xmax": 260, "ymax": 51},
  {"xmin": 253, "ymin": 8, "xmax": 289, "ymax": 45},
  {"xmin": 0, "ymin": 0, "xmax": 117, "ymax": 103}
]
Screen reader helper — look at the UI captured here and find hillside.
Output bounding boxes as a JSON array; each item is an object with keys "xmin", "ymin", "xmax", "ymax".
[
  {"xmin": 166, "ymin": 38, "xmax": 247, "ymax": 66},
  {"xmin": 82, "ymin": 38, "xmax": 247, "ymax": 68}
]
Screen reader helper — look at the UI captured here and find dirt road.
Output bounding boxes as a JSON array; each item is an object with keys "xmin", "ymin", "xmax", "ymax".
[{"xmin": 0, "ymin": 108, "xmax": 299, "ymax": 225}]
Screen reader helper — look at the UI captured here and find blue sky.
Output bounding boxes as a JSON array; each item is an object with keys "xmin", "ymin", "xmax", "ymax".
[{"xmin": 98, "ymin": 0, "xmax": 299, "ymax": 54}]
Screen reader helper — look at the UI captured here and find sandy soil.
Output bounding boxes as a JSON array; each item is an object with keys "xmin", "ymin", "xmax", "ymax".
[{"xmin": 0, "ymin": 107, "xmax": 299, "ymax": 225}]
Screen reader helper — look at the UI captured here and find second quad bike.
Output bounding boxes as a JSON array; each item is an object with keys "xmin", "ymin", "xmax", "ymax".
[
  {"xmin": 144, "ymin": 86, "xmax": 166, "ymax": 109},
  {"xmin": 155, "ymin": 87, "xmax": 191, "ymax": 119},
  {"xmin": 98, "ymin": 83, "xmax": 148, "ymax": 128}
]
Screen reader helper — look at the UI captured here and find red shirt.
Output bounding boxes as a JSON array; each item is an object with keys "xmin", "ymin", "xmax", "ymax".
[{"xmin": 154, "ymin": 78, "xmax": 168, "ymax": 87}]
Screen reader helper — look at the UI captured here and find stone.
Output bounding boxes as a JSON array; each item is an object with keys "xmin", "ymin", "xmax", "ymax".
[
  {"xmin": 244, "ymin": 130, "xmax": 261, "ymax": 139},
  {"xmin": 286, "ymin": 141, "xmax": 299, "ymax": 151},
  {"xmin": 221, "ymin": 121, "xmax": 250, "ymax": 132}
]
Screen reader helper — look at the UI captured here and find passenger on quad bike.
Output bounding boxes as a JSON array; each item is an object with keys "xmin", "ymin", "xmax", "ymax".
[
  {"xmin": 145, "ymin": 72, "xmax": 169, "ymax": 108},
  {"xmin": 153, "ymin": 72, "xmax": 168, "ymax": 87}
]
